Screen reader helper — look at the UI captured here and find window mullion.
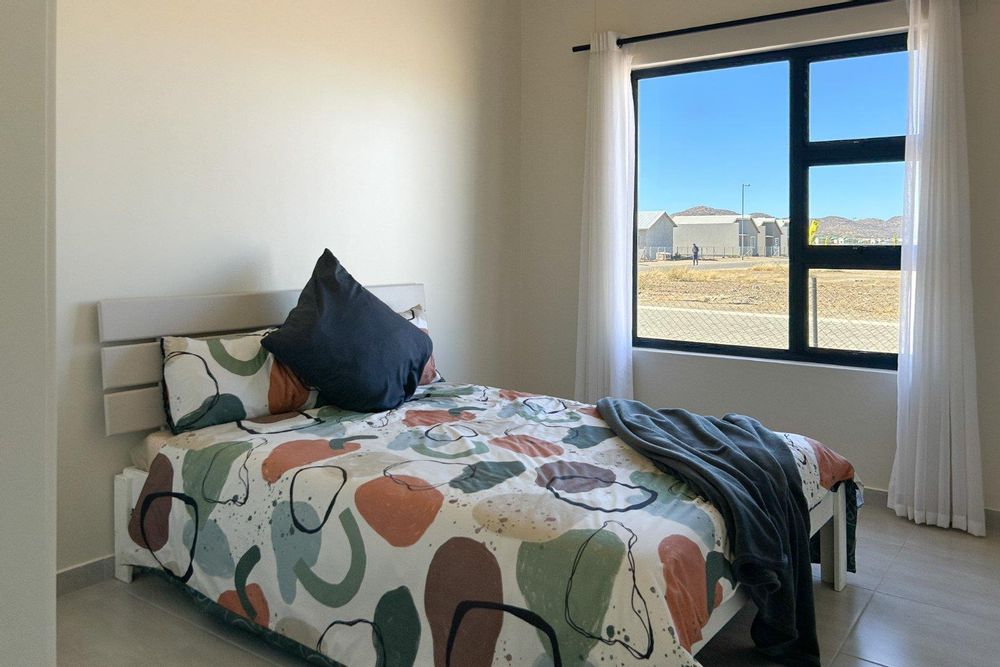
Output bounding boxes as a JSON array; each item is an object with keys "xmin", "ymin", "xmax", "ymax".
[
  {"xmin": 803, "ymin": 245, "xmax": 901, "ymax": 269},
  {"xmin": 789, "ymin": 56, "xmax": 809, "ymax": 356},
  {"xmin": 806, "ymin": 136, "xmax": 905, "ymax": 165}
]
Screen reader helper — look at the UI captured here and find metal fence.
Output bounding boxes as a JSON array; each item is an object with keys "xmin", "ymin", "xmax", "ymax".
[
  {"xmin": 637, "ymin": 275, "xmax": 898, "ymax": 353},
  {"xmin": 637, "ymin": 305, "xmax": 787, "ymax": 348},
  {"xmin": 764, "ymin": 244, "xmax": 786, "ymax": 257},
  {"xmin": 638, "ymin": 246, "xmax": 762, "ymax": 261},
  {"xmin": 807, "ymin": 275, "xmax": 898, "ymax": 352},
  {"xmin": 637, "ymin": 304, "xmax": 897, "ymax": 352}
]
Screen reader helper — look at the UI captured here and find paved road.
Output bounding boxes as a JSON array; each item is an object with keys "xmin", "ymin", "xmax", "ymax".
[{"xmin": 637, "ymin": 305, "xmax": 897, "ymax": 352}]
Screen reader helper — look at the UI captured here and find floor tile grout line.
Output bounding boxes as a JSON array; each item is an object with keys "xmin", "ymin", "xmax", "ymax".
[
  {"xmin": 880, "ymin": 544, "xmax": 1000, "ymax": 579},
  {"xmin": 828, "ymin": 587, "xmax": 876, "ymax": 660},
  {"xmin": 896, "ymin": 538, "xmax": 999, "ymax": 569},
  {"xmin": 868, "ymin": 540, "xmax": 904, "ymax": 593},
  {"xmin": 839, "ymin": 650, "xmax": 889, "ymax": 667},
  {"xmin": 855, "ymin": 532, "xmax": 911, "ymax": 549},
  {"xmin": 872, "ymin": 587, "xmax": 999, "ymax": 622},
  {"xmin": 121, "ymin": 581, "xmax": 308, "ymax": 665},
  {"xmin": 119, "ymin": 583, "xmax": 278, "ymax": 662},
  {"xmin": 874, "ymin": 541, "xmax": 1000, "ymax": 616},
  {"xmin": 120, "ymin": 596, "xmax": 262, "ymax": 660}
]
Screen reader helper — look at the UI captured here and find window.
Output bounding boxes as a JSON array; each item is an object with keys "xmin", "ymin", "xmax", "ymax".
[{"xmin": 633, "ymin": 34, "xmax": 906, "ymax": 369}]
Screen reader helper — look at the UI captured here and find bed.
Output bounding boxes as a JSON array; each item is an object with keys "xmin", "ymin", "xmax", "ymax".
[{"xmin": 100, "ymin": 285, "xmax": 849, "ymax": 666}]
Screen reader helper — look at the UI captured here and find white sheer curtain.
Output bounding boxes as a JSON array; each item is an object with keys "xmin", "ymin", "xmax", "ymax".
[
  {"xmin": 575, "ymin": 32, "xmax": 635, "ymax": 404},
  {"xmin": 890, "ymin": 0, "xmax": 985, "ymax": 535}
]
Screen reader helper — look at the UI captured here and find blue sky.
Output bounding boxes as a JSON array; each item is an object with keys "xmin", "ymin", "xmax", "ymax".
[{"xmin": 637, "ymin": 51, "xmax": 908, "ymax": 219}]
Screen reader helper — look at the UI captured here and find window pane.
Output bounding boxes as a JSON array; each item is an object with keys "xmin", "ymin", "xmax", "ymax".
[
  {"xmin": 807, "ymin": 269, "xmax": 899, "ymax": 353},
  {"xmin": 808, "ymin": 163, "xmax": 904, "ymax": 245},
  {"xmin": 636, "ymin": 61, "xmax": 789, "ymax": 349},
  {"xmin": 810, "ymin": 51, "xmax": 908, "ymax": 140},
  {"xmin": 637, "ymin": 261, "xmax": 789, "ymax": 348}
]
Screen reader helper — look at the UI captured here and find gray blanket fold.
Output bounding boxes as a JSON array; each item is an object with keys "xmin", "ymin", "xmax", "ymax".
[{"xmin": 597, "ymin": 398, "xmax": 820, "ymax": 667}]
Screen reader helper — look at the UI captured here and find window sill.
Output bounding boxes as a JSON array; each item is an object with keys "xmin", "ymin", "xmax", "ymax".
[{"xmin": 632, "ymin": 344, "xmax": 897, "ymax": 376}]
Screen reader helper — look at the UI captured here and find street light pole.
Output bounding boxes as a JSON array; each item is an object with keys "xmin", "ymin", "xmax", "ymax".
[{"xmin": 741, "ymin": 183, "xmax": 750, "ymax": 258}]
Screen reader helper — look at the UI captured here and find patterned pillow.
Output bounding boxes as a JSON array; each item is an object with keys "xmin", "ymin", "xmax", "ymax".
[
  {"xmin": 398, "ymin": 305, "xmax": 444, "ymax": 385},
  {"xmin": 161, "ymin": 330, "xmax": 319, "ymax": 433}
]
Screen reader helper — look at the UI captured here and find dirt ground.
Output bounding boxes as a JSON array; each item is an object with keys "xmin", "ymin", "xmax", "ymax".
[{"xmin": 637, "ymin": 260, "xmax": 900, "ymax": 321}]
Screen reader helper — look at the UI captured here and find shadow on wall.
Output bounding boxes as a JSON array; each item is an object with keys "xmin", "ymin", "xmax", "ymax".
[
  {"xmin": 57, "ymin": 246, "xmax": 274, "ymax": 570},
  {"xmin": 419, "ymin": 0, "xmax": 521, "ymax": 390}
]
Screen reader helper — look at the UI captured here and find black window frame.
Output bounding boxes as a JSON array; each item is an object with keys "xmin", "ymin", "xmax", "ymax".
[{"xmin": 632, "ymin": 32, "xmax": 906, "ymax": 370}]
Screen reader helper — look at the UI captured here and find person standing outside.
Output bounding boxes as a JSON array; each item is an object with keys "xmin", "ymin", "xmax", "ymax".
[{"xmin": 692, "ymin": 243, "xmax": 700, "ymax": 266}]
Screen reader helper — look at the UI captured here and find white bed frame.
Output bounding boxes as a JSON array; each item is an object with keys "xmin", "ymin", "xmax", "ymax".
[
  {"xmin": 99, "ymin": 285, "xmax": 847, "ymax": 657},
  {"xmin": 692, "ymin": 484, "xmax": 847, "ymax": 653}
]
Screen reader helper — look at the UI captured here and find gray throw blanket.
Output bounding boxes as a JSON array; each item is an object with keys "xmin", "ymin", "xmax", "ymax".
[{"xmin": 597, "ymin": 398, "xmax": 820, "ymax": 667}]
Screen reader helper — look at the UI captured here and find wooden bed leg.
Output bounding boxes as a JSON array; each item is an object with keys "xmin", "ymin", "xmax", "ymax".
[
  {"xmin": 820, "ymin": 485, "xmax": 847, "ymax": 591},
  {"xmin": 114, "ymin": 472, "xmax": 135, "ymax": 584}
]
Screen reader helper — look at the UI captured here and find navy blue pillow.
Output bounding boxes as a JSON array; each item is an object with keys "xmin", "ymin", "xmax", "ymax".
[{"xmin": 262, "ymin": 250, "xmax": 432, "ymax": 412}]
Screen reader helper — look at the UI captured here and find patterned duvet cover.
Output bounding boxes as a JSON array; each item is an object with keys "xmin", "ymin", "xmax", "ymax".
[{"xmin": 123, "ymin": 383, "xmax": 846, "ymax": 666}]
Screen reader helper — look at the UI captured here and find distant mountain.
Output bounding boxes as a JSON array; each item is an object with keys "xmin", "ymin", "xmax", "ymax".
[
  {"xmin": 814, "ymin": 215, "xmax": 902, "ymax": 241},
  {"xmin": 672, "ymin": 205, "xmax": 738, "ymax": 216},
  {"xmin": 671, "ymin": 205, "xmax": 902, "ymax": 240}
]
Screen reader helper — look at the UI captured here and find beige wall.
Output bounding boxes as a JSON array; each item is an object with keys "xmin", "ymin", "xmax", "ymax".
[
  {"xmin": 0, "ymin": 0, "xmax": 57, "ymax": 661},
  {"xmin": 56, "ymin": 0, "xmax": 521, "ymax": 570},
  {"xmin": 517, "ymin": 0, "xmax": 999, "ymax": 510}
]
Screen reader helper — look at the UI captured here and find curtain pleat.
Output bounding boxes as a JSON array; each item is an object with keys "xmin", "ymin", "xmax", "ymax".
[
  {"xmin": 890, "ymin": 0, "xmax": 985, "ymax": 536},
  {"xmin": 575, "ymin": 32, "xmax": 635, "ymax": 403}
]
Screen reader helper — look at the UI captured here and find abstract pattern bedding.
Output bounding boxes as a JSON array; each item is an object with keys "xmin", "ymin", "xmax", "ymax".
[{"xmin": 123, "ymin": 383, "xmax": 850, "ymax": 666}]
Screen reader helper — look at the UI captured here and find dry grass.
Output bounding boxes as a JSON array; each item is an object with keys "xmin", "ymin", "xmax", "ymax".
[
  {"xmin": 748, "ymin": 262, "xmax": 787, "ymax": 272},
  {"xmin": 638, "ymin": 263, "xmax": 899, "ymax": 320},
  {"xmin": 657, "ymin": 267, "xmax": 717, "ymax": 282}
]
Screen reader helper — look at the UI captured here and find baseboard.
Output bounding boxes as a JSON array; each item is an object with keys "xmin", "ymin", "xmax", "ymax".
[
  {"xmin": 862, "ymin": 486, "xmax": 888, "ymax": 507},
  {"xmin": 863, "ymin": 486, "xmax": 999, "ymax": 532},
  {"xmin": 57, "ymin": 555, "xmax": 114, "ymax": 596}
]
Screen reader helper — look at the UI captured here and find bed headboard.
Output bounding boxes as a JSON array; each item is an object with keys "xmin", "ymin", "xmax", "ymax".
[{"xmin": 98, "ymin": 283, "xmax": 426, "ymax": 437}]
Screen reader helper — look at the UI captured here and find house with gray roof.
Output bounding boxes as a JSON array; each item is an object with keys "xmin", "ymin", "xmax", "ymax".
[
  {"xmin": 637, "ymin": 211, "xmax": 676, "ymax": 258},
  {"xmin": 671, "ymin": 214, "xmax": 760, "ymax": 257},
  {"xmin": 752, "ymin": 216, "xmax": 786, "ymax": 257}
]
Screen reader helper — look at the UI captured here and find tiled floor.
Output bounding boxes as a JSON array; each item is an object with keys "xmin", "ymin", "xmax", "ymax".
[
  {"xmin": 58, "ymin": 500, "xmax": 1000, "ymax": 666},
  {"xmin": 697, "ymin": 499, "xmax": 1000, "ymax": 666}
]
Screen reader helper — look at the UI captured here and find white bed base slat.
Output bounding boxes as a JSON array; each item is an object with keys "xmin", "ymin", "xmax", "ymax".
[
  {"xmin": 103, "ymin": 387, "xmax": 166, "ymax": 437},
  {"xmin": 99, "ymin": 290, "xmax": 299, "ymax": 344},
  {"xmin": 101, "ymin": 342, "xmax": 162, "ymax": 390},
  {"xmin": 98, "ymin": 284, "xmax": 426, "ymax": 436}
]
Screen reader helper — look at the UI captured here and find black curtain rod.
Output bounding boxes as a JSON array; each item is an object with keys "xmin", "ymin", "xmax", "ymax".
[{"xmin": 571, "ymin": 0, "xmax": 894, "ymax": 53}]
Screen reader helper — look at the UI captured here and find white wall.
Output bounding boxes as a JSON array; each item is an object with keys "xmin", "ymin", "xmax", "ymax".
[
  {"xmin": 56, "ymin": 0, "xmax": 521, "ymax": 570},
  {"xmin": 633, "ymin": 350, "xmax": 898, "ymax": 497},
  {"xmin": 0, "ymin": 0, "xmax": 57, "ymax": 662},
  {"xmin": 518, "ymin": 0, "xmax": 1000, "ymax": 510},
  {"xmin": 963, "ymin": 0, "xmax": 1000, "ymax": 516}
]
